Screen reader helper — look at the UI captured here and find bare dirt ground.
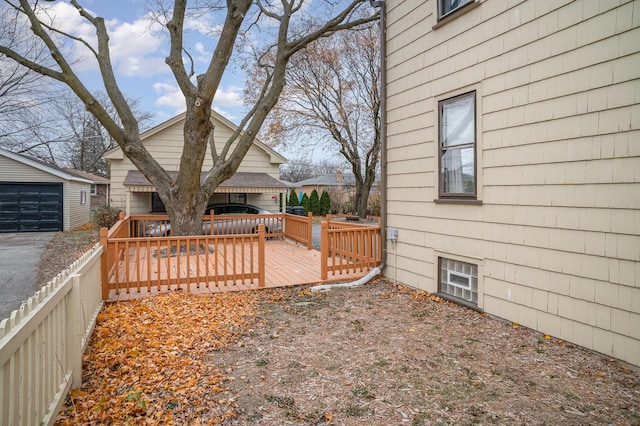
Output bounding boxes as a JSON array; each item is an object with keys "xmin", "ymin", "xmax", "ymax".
[
  {"xmin": 36, "ymin": 224, "xmax": 100, "ymax": 289},
  {"xmin": 45, "ymin": 229, "xmax": 639, "ymax": 425},
  {"xmin": 214, "ymin": 281, "xmax": 640, "ymax": 425}
]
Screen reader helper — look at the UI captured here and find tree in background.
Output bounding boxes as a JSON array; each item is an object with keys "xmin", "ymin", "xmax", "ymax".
[
  {"xmin": 0, "ymin": 5, "xmax": 63, "ymax": 161},
  {"xmin": 279, "ymin": 157, "xmax": 345, "ymax": 183},
  {"xmin": 320, "ymin": 190, "xmax": 331, "ymax": 216},
  {"xmin": 288, "ymin": 189, "xmax": 300, "ymax": 207},
  {"xmin": 279, "ymin": 157, "xmax": 314, "ymax": 183},
  {"xmin": 55, "ymin": 92, "xmax": 153, "ymax": 177},
  {"xmin": 309, "ymin": 189, "xmax": 320, "ymax": 215},
  {"xmin": 1, "ymin": 0, "xmax": 378, "ymax": 235},
  {"xmin": 249, "ymin": 21, "xmax": 381, "ymax": 218},
  {"xmin": 301, "ymin": 192, "xmax": 310, "ymax": 214}
]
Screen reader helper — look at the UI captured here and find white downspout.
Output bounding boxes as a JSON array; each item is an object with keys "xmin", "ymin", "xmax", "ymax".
[{"xmin": 311, "ymin": 0, "xmax": 387, "ymax": 292}]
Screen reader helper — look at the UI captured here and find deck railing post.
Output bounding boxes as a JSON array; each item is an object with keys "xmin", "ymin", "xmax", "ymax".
[
  {"xmin": 100, "ymin": 228, "xmax": 109, "ymax": 300},
  {"xmin": 307, "ymin": 212, "xmax": 313, "ymax": 249},
  {"xmin": 320, "ymin": 221, "xmax": 328, "ymax": 280},
  {"xmin": 258, "ymin": 224, "xmax": 265, "ymax": 287}
]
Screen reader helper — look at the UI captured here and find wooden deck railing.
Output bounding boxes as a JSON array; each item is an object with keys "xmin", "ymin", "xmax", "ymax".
[
  {"xmin": 101, "ymin": 217, "xmax": 266, "ymax": 298},
  {"xmin": 127, "ymin": 213, "xmax": 284, "ymax": 239},
  {"xmin": 0, "ymin": 244, "xmax": 103, "ymax": 426},
  {"xmin": 102, "ymin": 211, "xmax": 381, "ymax": 298},
  {"xmin": 283, "ymin": 212, "xmax": 313, "ymax": 249},
  {"xmin": 320, "ymin": 216, "xmax": 381, "ymax": 280}
]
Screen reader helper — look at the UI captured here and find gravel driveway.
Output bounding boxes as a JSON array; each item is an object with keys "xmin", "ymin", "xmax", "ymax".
[{"xmin": 0, "ymin": 232, "xmax": 55, "ymax": 321}]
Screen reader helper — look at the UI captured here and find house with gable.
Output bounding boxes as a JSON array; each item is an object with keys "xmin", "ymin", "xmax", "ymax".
[
  {"xmin": 382, "ymin": 0, "xmax": 639, "ymax": 365},
  {"xmin": 105, "ymin": 111, "xmax": 289, "ymax": 215}
]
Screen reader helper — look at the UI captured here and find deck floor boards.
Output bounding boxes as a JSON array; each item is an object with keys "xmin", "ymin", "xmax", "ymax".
[{"xmin": 108, "ymin": 239, "xmax": 367, "ymax": 301}]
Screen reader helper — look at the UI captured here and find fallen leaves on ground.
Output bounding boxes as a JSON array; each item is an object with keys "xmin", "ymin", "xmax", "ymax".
[
  {"xmin": 55, "ymin": 280, "xmax": 640, "ymax": 425},
  {"xmin": 55, "ymin": 290, "xmax": 258, "ymax": 425}
]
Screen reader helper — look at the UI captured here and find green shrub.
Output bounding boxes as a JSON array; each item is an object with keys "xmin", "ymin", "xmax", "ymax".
[
  {"xmin": 301, "ymin": 192, "xmax": 310, "ymax": 214},
  {"xmin": 92, "ymin": 206, "xmax": 121, "ymax": 228},
  {"xmin": 288, "ymin": 189, "xmax": 300, "ymax": 207},
  {"xmin": 320, "ymin": 190, "xmax": 331, "ymax": 216},
  {"xmin": 309, "ymin": 189, "xmax": 320, "ymax": 215}
]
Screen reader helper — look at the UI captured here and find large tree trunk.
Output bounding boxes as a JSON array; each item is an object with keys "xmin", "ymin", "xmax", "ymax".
[
  {"xmin": 354, "ymin": 182, "xmax": 371, "ymax": 218},
  {"xmin": 163, "ymin": 108, "xmax": 213, "ymax": 235}
]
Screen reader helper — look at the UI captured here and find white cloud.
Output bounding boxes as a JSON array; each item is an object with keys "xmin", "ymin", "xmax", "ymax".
[
  {"xmin": 194, "ymin": 42, "xmax": 207, "ymax": 55},
  {"xmin": 41, "ymin": 3, "xmax": 168, "ymax": 77},
  {"xmin": 106, "ymin": 18, "xmax": 167, "ymax": 77},
  {"xmin": 153, "ymin": 82, "xmax": 186, "ymax": 113},
  {"xmin": 153, "ymin": 81, "xmax": 244, "ymax": 119},
  {"xmin": 215, "ymin": 86, "xmax": 244, "ymax": 108}
]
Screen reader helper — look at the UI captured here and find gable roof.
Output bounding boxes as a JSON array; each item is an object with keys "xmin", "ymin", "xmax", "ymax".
[
  {"xmin": 104, "ymin": 110, "xmax": 287, "ymax": 164},
  {"xmin": 63, "ymin": 168, "xmax": 110, "ymax": 184},
  {"xmin": 0, "ymin": 148, "xmax": 93, "ymax": 184}
]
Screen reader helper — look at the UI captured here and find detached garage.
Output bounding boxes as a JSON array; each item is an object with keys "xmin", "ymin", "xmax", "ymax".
[{"xmin": 0, "ymin": 148, "xmax": 92, "ymax": 233}]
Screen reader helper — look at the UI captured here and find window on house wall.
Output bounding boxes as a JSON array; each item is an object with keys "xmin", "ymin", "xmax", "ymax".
[
  {"xmin": 439, "ymin": 91, "xmax": 476, "ymax": 198},
  {"xmin": 439, "ymin": 257, "xmax": 478, "ymax": 305},
  {"xmin": 90, "ymin": 184, "xmax": 97, "ymax": 196},
  {"xmin": 80, "ymin": 190, "xmax": 87, "ymax": 205},
  {"xmin": 151, "ymin": 192, "xmax": 166, "ymax": 212},
  {"xmin": 438, "ymin": 0, "xmax": 472, "ymax": 19},
  {"xmin": 228, "ymin": 193, "xmax": 247, "ymax": 204}
]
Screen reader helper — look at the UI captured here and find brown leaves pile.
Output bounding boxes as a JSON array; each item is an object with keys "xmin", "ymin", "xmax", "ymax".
[{"xmin": 55, "ymin": 291, "xmax": 258, "ymax": 425}]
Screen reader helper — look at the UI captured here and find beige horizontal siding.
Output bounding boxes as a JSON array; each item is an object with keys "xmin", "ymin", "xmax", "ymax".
[
  {"xmin": 0, "ymin": 156, "xmax": 67, "ymax": 183},
  {"xmin": 65, "ymin": 181, "xmax": 91, "ymax": 229},
  {"xmin": 385, "ymin": 0, "xmax": 640, "ymax": 366},
  {"xmin": 108, "ymin": 115, "xmax": 281, "ymax": 213}
]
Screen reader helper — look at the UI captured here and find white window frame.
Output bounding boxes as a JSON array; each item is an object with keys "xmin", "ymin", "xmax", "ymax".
[{"xmin": 90, "ymin": 184, "xmax": 97, "ymax": 196}]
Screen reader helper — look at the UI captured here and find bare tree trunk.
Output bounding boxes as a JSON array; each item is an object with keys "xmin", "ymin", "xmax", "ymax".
[{"xmin": 354, "ymin": 183, "xmax": 371, "ymax": 218}]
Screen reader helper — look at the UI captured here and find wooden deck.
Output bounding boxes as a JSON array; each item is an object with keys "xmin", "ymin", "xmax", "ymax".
[{"xmin": 107, "ymin": 239, "xmax": 368, "ymax": 302}]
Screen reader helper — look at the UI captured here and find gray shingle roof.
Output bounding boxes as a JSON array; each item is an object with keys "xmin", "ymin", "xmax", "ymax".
[
  {"xmin": 292, "ymin": 172, "xmax": 380, "ymax": 187},
  {"xmin": 123, "ymin": 170, "xmax": 289, "ymax": 189}
]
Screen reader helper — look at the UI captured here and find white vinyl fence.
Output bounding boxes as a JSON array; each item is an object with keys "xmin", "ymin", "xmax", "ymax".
[{"xmin": 0, "ymin": 243, "xmax": 103, "ymax": 426}]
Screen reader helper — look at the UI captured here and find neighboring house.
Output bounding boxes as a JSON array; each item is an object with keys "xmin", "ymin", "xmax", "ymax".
[
  {"xmin": 104, "ymin": 111, "xmax": 289, "ymax": 214},
  {"xmin": 384, "ymin": 0, "xmax": 639, "ymax": 366},
  {"xmin": 0, "ymin": 148, "xmax": 92, "ymax": 233},
  {"xmin": 63, "ymin": 168, "xmax": 110, "ymax": 210},
  {"xmin": 293, "ymin": 170, "xmax": 380, "ymax": 207}
]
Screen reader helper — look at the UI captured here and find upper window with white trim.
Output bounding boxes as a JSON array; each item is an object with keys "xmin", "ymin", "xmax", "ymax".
[
  {"xmin": 438, "ymin": 0, "xmax": 472, "ymax": 19},
  {"xmin": 438, "ymin": 91, "xmax": 476, "ymax": 198}
]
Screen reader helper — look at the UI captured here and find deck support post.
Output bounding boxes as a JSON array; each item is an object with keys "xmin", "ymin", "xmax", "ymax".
[
  {"xmin": 307, "ymin": 212, "xmax": 313, "ymax": 249},
  {"xmin": 100, "ymin": 228, "xmax": 109, "ymax": 300}
]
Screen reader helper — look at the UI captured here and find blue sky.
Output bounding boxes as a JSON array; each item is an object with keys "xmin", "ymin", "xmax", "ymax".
[{"xmin": 47, "ymin": 0, "xmax": 248, "ymax": 127}]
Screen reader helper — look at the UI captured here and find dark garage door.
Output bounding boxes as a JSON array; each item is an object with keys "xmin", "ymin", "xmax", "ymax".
[{"xmin": 0, "ymin": 183, "xmax": 63, "ymax": 233}]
